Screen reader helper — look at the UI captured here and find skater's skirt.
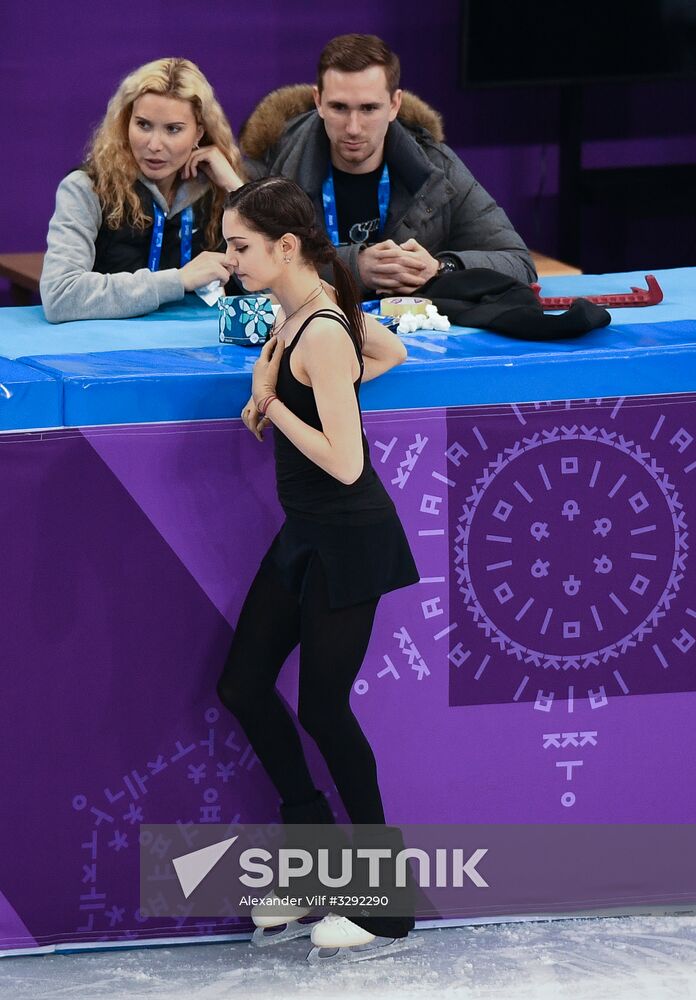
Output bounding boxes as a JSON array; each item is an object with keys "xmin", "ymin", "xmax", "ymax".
[{"xmin": 259, "ymin": 508, "xmax": 420, "ymax": 610}]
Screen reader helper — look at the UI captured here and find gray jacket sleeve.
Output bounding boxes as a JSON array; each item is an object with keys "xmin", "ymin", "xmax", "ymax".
[
  {"xmin": 40, "ymin": 170, "xmax": 185, "ymax": 323},
  {"xmin": 441, "ymin": 152, "xmax": 537, "ymax": 283},
  {"xmin": 241, "ymin": 157, "xmax": 268, "ymax": 182}
]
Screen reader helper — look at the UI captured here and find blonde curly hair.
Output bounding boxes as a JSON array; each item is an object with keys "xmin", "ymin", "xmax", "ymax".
[{"xmin": 84, "ymin": 57, "xmax": 242, "ymax": 249}]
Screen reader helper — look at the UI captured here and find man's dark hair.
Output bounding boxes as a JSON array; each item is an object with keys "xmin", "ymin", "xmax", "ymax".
[{"xmin": 317, "ymin": 34, "xmax": 401, "ymax": 96}]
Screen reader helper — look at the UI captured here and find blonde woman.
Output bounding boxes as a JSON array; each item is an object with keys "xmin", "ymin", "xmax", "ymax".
[{"xmin": 41, "ymin": 58, "xmax": 245, "ymax": 322}]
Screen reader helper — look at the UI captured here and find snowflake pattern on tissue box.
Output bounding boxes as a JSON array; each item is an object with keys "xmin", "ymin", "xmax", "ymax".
[{"xmin": 218, "ymin": 295, "xmax": 275, "ymax": 346}]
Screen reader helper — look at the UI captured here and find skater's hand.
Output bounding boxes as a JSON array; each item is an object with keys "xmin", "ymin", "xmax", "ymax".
[
  {"xmin": 241, "ymin": 393, "xmax": 269, "ymax": 442},
  {"xmin": 252, "ymin": 334, "xmax": 284, "ymax": 409}
]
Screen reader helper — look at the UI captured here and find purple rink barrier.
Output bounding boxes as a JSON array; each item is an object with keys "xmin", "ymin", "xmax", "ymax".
[
  {"xmin": 136, "ymin": 822, "xmax": 696, "ymax": 923},
  {"xmin": 1, "ymin": 394, "xmax": 696, "ymax": 954}
]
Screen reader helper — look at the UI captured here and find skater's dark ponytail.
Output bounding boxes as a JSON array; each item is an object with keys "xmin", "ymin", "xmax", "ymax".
[{"xmin": 224, "ymin": 177, "xmax": 365, "ymax": 350}]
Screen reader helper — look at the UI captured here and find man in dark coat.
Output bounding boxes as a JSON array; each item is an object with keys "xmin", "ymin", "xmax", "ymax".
[{"xmin": 240, "ymin": 33, "xmax": 536, "ymax": 299}]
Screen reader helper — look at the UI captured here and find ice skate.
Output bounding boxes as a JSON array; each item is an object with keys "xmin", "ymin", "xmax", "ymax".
[
  {"xmin": 306, "ymin": 912, "xmax": 423, "ymax": 965},
  {"xmin": 251, "ymin": 788, "xmax": 343, "ymax": 946},
  {"xmin": 251, "ymin": 889, "xmax": 319, "ymax": 947}
]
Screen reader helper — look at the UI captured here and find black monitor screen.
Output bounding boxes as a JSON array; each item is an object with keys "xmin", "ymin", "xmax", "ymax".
[{"xmin": 461, "ymin": 0, "xmax": 696, "ymax": 86}]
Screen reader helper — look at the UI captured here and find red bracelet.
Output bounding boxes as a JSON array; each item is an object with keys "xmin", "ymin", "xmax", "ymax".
[
  {"xmin": 259, "ymin": 394, "xmax": 278, "ymax": 417},
  {"xmin": 257, "ymin": 394, "xmax": 272, "ymax": 414}
]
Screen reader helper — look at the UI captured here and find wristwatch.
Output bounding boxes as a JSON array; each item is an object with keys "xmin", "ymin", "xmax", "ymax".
[{"xmin": 437, "ymin": 256, "xmax": 458, "ymax": 275}]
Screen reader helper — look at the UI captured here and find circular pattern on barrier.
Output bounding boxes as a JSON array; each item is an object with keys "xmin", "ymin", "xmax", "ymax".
[{"xmin": 453, "ymin": 424, "xmax": 687, "ymax": 671}]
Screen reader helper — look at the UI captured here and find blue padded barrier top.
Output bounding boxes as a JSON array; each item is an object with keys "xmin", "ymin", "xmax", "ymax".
[
  {"xmin": 3, "ymin": 267, "xmax": 696, "ymax": 428},
  {"xmin": 0, "ymin": 357, "xmax": 62, "ymax": 431},
  {"xmin": 22, "ymin": 348, "xmax": 256, "ymax": 428},
  {"xmin": 0, "ymin": 297, "xmax": 216, "ymax": 361},
  {"xmin": 0, "ymin": 268, "xmax": 693, "ymax": 362}
]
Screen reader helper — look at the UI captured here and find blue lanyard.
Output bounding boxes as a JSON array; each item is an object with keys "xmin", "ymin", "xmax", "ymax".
[
  {"xmin": 148, "ymin": 202, "xmax": 194, "ymax": 271},
  {"xmin": 322, "ymin": 163, "xmax": 390, "ymax": 246}
]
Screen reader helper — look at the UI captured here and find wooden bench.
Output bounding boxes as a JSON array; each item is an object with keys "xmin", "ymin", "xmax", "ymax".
[
  {"xmin": 0, "ymin": 250, "xmax": 582, "ymax": 308},
  {"xmin": 0, "ymin": 252, "xmax": 44, "ymax": 305},
  {"xmin": 530, "ymin": 251, "xmax": 582, "ymax": 277}
]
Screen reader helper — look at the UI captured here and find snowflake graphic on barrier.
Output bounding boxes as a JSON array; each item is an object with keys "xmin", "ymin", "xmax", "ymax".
[{"xmin": 453, "ymin": 423, "xmax": 688, "ymax": 672}]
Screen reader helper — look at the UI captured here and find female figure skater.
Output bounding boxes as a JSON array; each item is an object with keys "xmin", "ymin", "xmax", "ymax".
[
  {"xmin": 41, "ymin": 57, "xmax": 244, "ymax": 322},
  {"xmin": 216, "ymin": 177, "xmax": 421, "ymax": 964}
]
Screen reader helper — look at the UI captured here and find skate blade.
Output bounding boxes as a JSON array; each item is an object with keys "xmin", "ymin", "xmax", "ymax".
[
  {"xmin": 252, "ymin": 919, "xmax": 315, "ymax": 948},
  {"xmin": 306, "ymin": 933, "xmax": 423, "ymax": 965}
]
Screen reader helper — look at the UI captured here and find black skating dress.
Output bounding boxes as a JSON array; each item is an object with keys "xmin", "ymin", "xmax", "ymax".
[{"xmin": 259, "ymin": 309, "xmax": 419, "ymax": 609}]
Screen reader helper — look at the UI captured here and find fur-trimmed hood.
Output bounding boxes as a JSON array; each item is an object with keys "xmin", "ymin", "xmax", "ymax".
[{"xmin": 239, "ymin": 84, "xmax": 444, "ymax": 161}]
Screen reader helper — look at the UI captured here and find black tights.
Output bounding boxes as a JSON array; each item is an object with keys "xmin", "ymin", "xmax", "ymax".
[{"xmin": 217, "ymin": 550, "xmax": 386, "ymax": 825}]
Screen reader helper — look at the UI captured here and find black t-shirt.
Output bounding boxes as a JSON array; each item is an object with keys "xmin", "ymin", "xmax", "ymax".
[{"xmin": 331, "ymin": 163, "xmax": 385, "ymax": 245}]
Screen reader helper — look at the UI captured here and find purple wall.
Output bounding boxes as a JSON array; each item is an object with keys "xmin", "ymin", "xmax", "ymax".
[{"xmin": 2, "ymin": 1, "xmax": 696, "ymax": 302}]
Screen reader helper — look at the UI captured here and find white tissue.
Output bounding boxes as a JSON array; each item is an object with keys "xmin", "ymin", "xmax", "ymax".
[
  {"xmin": 194, "ymin": 280, "xmax": 224, "ymax": 306},
  {"xmin": 396, "ymin": 304, "xmax": 451, "ymax": 334}
]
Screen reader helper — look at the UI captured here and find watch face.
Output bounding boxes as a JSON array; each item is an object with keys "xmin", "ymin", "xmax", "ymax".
[{"xmin": 439, "ymin": 259, "xmax": 456, "ymax": 273}]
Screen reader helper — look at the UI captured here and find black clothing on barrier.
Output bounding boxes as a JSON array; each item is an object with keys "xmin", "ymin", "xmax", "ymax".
[{"xmin": 422, "ymin": 267, "xmax": 612, "ymax": 339}]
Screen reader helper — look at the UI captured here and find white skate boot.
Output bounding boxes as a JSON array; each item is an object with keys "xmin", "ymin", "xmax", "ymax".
[
  {"xmin": 253, "ymin": 789, "xmax": 344, "ymax": 947},
  {"xmin": 306, "ymin": 913, "xmax": 423, "ymax": 965},
  {"xmin": 251, "ymin": 889, "xmax": 318, "ymax": 947}
]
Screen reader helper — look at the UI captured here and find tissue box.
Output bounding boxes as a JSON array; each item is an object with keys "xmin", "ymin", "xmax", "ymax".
[{"xmin": 218, "ymin": 295, "xmax": 275, "ymax": 346}]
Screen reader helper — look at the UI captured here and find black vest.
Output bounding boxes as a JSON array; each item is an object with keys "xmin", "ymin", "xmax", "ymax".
[{"xmin": 89, "ymin": 176, "xmax": 216, "ymax": 275}]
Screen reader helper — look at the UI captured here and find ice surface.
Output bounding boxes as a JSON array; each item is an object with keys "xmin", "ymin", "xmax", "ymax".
[{"xmin": 2, "ymin": 913, "xmax": 696, "ymax": 1000}]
